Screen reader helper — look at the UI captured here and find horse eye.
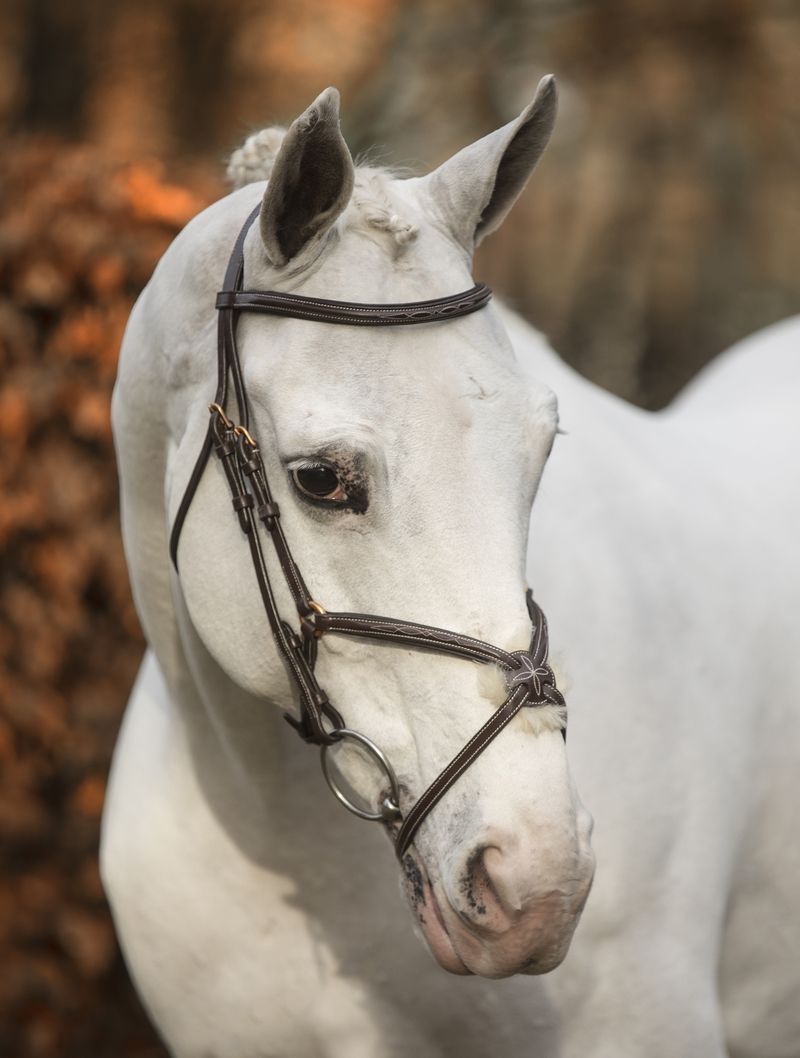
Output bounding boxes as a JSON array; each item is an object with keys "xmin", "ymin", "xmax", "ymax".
[{"xmin": 292, "ymin": 463, "xmax": 344, "ymax": 501}]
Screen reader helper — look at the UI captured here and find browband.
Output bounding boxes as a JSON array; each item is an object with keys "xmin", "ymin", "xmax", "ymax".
[{"xmin": 214, "ymin": 283, "xmax": 492, "ymax": 326}]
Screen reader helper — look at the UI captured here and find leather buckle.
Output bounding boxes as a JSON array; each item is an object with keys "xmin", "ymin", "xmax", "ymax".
[{"xmin": 299, "ymin": 599, "xmax": 326, "ymax": 640}]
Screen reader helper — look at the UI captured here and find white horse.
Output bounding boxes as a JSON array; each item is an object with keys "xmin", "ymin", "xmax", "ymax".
[{"xmin": 102, "ymin": 80, "xmax": 800, "ymax": 1058}]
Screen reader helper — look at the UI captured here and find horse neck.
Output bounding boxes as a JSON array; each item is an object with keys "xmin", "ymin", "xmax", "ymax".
[
  {"xmin": 500, "ymin": 305, "xmax": 663, "ymax": 602},
  {"xmin": 500, "ymin": 304, "xmax": 648, "ymax": 452}
]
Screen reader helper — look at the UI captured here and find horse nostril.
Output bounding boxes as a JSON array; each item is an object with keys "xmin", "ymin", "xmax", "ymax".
[
  {"xmin": 482, "ymin": 845, "xmax": 526, "ymax": 913},
  {"xmin": 452, "ymin": 837, "xmax": 533, "ymax": 931},
  {"xmin": 454, "ymin": 844, "xmax": 520, "ymax": 931}
]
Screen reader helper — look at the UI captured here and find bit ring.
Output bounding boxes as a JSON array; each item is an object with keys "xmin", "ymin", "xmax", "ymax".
[{"xmin": 320, "ymin": 729, "xmax": 402, "ymax": 822}]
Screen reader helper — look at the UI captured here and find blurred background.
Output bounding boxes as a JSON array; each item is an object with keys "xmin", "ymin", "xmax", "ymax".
[{"xmin": 0, "ymin": 1, "xmax": 798, "ymax": 1054}]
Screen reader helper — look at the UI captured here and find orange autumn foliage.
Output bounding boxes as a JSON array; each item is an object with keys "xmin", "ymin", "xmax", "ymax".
[{"xmin": 0, "ymin": 139, "xmax": 219, "ymax": 1058}]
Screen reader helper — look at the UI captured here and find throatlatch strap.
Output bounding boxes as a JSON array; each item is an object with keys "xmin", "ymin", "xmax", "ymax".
[{"xmin": 169, "ymin": 204, "xmax": 261, "ymax": 568}]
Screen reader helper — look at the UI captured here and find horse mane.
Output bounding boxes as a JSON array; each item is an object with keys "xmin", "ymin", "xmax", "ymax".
[
  {"xmin": 226, "ymin": 126, "xmax": 288, "ymax": 189},
  {"xmin": 226, "ymin": 126, "xmax": 418, "ymax": 251}
]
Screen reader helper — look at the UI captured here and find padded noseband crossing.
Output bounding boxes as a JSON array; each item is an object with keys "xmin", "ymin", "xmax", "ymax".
[{"xmin": 169, "ymin": 204, "xmax": 565, "ymax": 861}]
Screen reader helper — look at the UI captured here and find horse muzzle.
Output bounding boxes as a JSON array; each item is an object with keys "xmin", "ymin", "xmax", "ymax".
[{"xmin": 403, "ymin": 819, "xmax": 595, "ymax": 978}]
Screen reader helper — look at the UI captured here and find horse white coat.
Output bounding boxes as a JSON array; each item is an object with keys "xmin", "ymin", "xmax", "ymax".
[{"xmin": 102, "ymin": 81, "xmax": 800, "ymax": 1057}]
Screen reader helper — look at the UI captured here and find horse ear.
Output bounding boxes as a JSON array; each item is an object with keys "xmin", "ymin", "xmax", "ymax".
[
  {"xmin": 420, "ymin": 75, "xmax": 557, "ymax": 250},
  {"xmin": 259, "ymin": 87, "xmax": 355, "ymax": 267}
]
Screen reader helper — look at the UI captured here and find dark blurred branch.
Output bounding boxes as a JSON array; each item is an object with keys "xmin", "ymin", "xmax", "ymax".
[{"xmin": 15, "ymin": 0, "xmax": 96, "ymax": 137}]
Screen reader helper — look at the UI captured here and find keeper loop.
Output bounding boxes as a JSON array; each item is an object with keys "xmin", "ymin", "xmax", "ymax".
[{"xmin": 257, "ymin": 501, "xmax": 280, "ymax": 525}]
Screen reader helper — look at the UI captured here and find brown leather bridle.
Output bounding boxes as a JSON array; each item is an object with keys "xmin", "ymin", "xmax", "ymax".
[{"xmin": 169, "ymin": 206, "xmax": 565, "ymax": 861}]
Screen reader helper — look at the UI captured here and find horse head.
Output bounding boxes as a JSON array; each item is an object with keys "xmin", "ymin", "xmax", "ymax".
[{"xmin": 140, "ymin": 81, "xmax": 594, "ymax": 979}]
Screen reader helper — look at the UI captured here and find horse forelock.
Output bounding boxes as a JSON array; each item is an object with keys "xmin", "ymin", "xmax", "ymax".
[
  {"xmin": 226, "ymin": 126, "xmax": 287, "ymax": 188},
  {"xmin": 346, "ymin": 166, "xmax": 419, "ymax": 252}
]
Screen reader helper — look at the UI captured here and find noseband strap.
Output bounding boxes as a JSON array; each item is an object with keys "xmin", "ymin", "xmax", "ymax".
[{"xmin": 170, "ymin": 205, "xmax": 566, "ymax": 861}]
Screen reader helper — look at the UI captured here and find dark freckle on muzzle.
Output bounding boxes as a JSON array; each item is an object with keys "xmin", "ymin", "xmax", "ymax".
[
  {"xmin": 403, "ymin": 854, "xmax": 426, "ymax": 909},
  {"xmin": 458, "ymin": 870, "xmax": 487, "ymax": 917}
]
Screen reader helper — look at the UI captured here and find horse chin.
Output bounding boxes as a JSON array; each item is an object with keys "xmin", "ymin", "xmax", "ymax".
[
  {"xmin": 401, "ymin": 850, "xmax": 585, "ymax": 979},
  {"xmin": 402, "ymin": 853, "xmax": 473, "ymax": 975}
]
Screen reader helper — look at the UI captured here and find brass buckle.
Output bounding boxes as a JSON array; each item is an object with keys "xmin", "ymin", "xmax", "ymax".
[
  {"xmin": 233, "ymin": 424, "xmax": 258, "ymax": 448},
  {"xmin": 208, "ymin": 402, "xmax": 235, "ymax": 429},
  {"xmin": 300, "ymin": 599, "xmax": 327, "ymax": 641}
]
